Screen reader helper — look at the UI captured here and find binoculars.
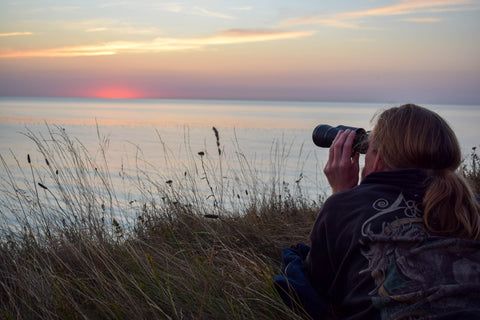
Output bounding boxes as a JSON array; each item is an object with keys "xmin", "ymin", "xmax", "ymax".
[{"xmin": 312, "ymin": 124, "xmax": 369, "ymax": 154}]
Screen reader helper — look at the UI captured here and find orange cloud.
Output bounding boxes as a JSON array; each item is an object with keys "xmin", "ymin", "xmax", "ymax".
[
  {"xmin": 342, "ymin": 0, "xmax": 472, "ymax": 17},
  {"xmin": 199, "ymin": 29, "xmax": 315, "ymax": 45},
  {"xmin": 0, "ymin": 29, "xmax": 315, "ymax": 58}
]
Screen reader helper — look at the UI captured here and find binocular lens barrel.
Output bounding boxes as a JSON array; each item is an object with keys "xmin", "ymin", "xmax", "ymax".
[{"xmin": 312, "ymin": 124, "xmax": 369, "ymax": 154}]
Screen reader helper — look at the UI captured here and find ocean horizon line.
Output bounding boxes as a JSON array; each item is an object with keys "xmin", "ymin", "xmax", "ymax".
[{"xmin": 2, "ymin": 95, "xmax": 477, "ymax": 107}]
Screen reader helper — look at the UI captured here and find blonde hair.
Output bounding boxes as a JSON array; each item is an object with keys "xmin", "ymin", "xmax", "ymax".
[{"xmin": 372, "ymin": 104, "xmax": 480, "ymax": 239}]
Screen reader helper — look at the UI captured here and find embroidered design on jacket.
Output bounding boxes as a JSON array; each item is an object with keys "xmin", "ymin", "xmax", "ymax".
[{"xmin": 360, "ymin": 193, "xmax": 480, "ymax": 320}]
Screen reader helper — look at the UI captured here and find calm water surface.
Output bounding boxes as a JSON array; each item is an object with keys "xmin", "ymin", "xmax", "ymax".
[{"xmin": 0, "ymin": 97, "xmax": 479, "ymax": 216}]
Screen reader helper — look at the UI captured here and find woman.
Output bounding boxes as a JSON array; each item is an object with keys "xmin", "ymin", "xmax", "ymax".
[{"xmin": 278, "ymin": 104, "xmax": 480, "ymax": 319}]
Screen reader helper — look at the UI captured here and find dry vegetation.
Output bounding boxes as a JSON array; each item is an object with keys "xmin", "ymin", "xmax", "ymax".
[
  {"xmin": 463, "ymin": 146, "xmax": 480, "ymax": 195},
  {"xmin": 0, "ymin": 125, "xmax": 477, "ymax": 319},
  {"xmin": 0, "ymin": 125, "xmax": 321, "ymax": 319}
]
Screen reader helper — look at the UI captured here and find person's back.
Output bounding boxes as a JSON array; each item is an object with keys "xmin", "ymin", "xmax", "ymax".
[{"xmin": 308, "ymin": 168, "xmax": 480, "ymax": 319}]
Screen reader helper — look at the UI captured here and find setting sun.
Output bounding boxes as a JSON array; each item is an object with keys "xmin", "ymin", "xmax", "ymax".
[{"xmin": 92, "ymin": 87, "xmax": 142, "ymax": 99}]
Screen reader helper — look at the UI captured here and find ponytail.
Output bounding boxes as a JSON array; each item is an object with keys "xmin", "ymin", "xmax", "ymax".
[
  {"xmin": 423, "ymin": 170, "xmax": 480, "ymax": 239},
  {"xmin": 373, "ymin": 104, "xmax": 480, "ymax": 240}
]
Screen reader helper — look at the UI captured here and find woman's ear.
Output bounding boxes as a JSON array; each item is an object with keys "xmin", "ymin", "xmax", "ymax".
[{"xmin": 372, "ymin": 151, "xmax": 388, "ymax": 172}]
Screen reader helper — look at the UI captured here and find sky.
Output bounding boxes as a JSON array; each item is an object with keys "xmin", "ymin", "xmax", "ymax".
[{"xmin": 0, "ymin": 0, "xmax": 479, "ymax": 104}]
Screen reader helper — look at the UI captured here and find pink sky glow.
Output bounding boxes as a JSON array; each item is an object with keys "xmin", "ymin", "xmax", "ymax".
[{"xmin": 0, "ymin": 0, "xmax": 479, "ymax": 104}]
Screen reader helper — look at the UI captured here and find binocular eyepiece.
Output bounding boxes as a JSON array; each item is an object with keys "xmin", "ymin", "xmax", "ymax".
[{"xmin": 312, "ymin": 124, "xmax": 369, "ymax": 154}]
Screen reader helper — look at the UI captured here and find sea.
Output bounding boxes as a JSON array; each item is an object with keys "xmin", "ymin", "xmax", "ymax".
[{"xmin": 0, "ymin": 97, "xmax": 479, "ymax": 219}]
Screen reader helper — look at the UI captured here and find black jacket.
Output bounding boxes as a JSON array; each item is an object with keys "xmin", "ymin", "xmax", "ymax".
[{"xmin": 306, "ymin": 169, "xmax": 480, "ymax": 320}]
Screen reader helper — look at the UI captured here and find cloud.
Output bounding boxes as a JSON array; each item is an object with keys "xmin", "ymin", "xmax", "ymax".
[
  {"xmin": 79, "ymin": 19, "xmax": 162, "ymax": 35},
  {"xmin": 193, "ymin": 6, "xmax": 234, "ymax": 19},
  {"xmin": 0, "ymin": 29, "xmax": 315, "ymax": 58},
  {"xmin": 155, "ymin": 4, "xmax": 250, "ymax": 16},
  {"xmin": 0, "ymin": 32, "xmax": 33, "ymax": 37},
  {"xmin": 210, "ymin": 29, "xmax": 315, "ymax": 44},
  {"xmin": 341, "ymin": 0, "xmax": 472, "ymax": 17},
  {"xmin": 280, "ymin": 0, "xmax": 475, "ymax": 28},
  {"xmin": 85, "ymin": 26, "xmax": 162, "ymax": 35},
  {"xmin": 283, "ymin": 17, "xmax": 359, "ymax": 29}
]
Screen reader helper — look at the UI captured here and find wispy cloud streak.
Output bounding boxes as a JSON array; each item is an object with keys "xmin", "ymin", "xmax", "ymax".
[
  {"xmin": 281, "ymin": 0, "xmax": 475, "ymax": 28},
  {"xmin": 193, "ymin": 7, "xmax": 234, "ymax": 19},
  {"xmin": 0, "ymin": 32, "xmax": 33, "ymax": 37},
  {"xmin": 0, "ymin": 29, "xmax": 315, "ymax": 58}
]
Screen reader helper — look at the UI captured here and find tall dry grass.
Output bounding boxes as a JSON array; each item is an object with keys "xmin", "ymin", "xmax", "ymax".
[
  {"xmin": 0, "ymin": 124, "xmax": 321, "ymax": 319},
  {"xmin": 463, "ymin": 146, "xmax": 480, "ymax": 195},
  {"xmin": 1, "ymin": 124, "xmax": 477, "ymax": 319}
]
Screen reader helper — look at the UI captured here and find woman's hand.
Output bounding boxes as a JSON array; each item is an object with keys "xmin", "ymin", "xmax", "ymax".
[{"xmin": 323, "ymin": 129, "xmax": 360, "ymax": 194}]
